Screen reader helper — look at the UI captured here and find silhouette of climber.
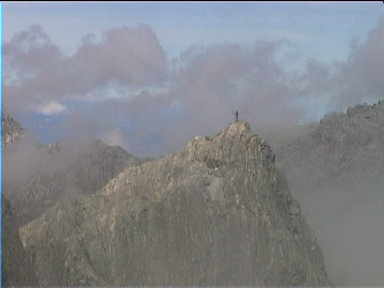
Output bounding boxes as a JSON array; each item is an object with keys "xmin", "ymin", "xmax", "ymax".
[{"xmin": 235, "ymin": 110, "xmax": 239, "ymax": 122}]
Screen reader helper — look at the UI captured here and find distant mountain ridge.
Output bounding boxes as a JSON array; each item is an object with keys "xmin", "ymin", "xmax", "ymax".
[
  {"xmin": 277, "ymin": 101, "xmax": 384, "ymax": 285},
  {"xmin": 278, "ymin": 101, "xmax": 384, "ymax": 189}
]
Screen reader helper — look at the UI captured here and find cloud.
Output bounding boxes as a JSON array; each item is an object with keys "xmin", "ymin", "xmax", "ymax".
[
  {"xmin": 5, "ymin": 24, "xmax": 168, "ymax": 114},
  {"xmin": 5, "ymin": 17, "xmax": 384, "ymax": 157},
  {"xmin": 5, "ymin": 24, "xmax": 307, "ymax": 155},
  {"xmin": 332, "ymin": 16, "xmax": 384, "ymax": 109},
  {"xmin": 4, "ymin": 24, "xmax": 62, "ymax": 84},
  {"xmin": 155, "ymin": 42, "xmax": 305, "ymax": 150},
  {"xmin": 34, "ymin": 101, "xmax": 67, "ymax": 116}
]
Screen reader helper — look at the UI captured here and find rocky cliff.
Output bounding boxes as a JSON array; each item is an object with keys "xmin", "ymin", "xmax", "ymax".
[
  {"xmin": 20, "ymin": 121, "xmax": 330, "ymax": 286},
  {"xmin": 2, "ymin": 198, "xmax": 38, "ymax": 286}
]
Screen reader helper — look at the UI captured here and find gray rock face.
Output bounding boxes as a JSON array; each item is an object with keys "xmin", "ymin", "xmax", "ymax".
[
  {"xmin": 2, "ymin": 197, "xmax": 38, "ymax": 287},
  {"xmin": 277, "ymin": 102, "xmax": 384, "ymax": 285},
  {"xmin": 20, "ymin": 121, "xmax": 330, "ymax": 286}
]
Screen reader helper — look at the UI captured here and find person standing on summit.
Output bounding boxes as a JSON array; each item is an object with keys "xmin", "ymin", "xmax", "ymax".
[{"xmin": 235, "ymin": 110, "xmax": 239, "ymax": 122}]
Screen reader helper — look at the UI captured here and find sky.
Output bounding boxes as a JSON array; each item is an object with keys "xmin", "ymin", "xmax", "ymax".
[
  {"xmin": 3, "ymin": 1, "xmax": 384, "ymax": 156},
  {"xmin": 5, "ymin": 2, "xmax": 383, "ymax": 61}
]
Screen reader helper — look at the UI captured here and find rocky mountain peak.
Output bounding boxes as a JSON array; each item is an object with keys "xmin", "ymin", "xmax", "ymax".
[
  {"xmin": 187, "ymin": 120, "xmax": 252, "ymax": 147},
  {"xmin": 222, "ymin": 120, "xmax": 251, "ymax": 136},
  {"xmin": 20, "ymin": 121, "xmax": 330, "ymax": 286},
  {"xmin": 184, "ymin": 120, "xmax": 274, "ymax": 169}
]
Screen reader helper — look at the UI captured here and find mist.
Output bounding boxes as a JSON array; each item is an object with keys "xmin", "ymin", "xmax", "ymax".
[
  {"xmin": 283, "ymin": 167, "xmax": 384, "ymax": 286},
  {"xmin": 5, "ymin": 133, "xmax": 99, "ymax": 186}
]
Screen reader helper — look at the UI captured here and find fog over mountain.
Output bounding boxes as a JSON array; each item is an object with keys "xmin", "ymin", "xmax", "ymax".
[
  {"xmin": 277, "ymin": 102, "xmax": 384, "ymax": 286},
  {"xmin": 3, "ymin": 4, "xmax": 384, "ymax": 287},
  {"xmin": 7, "ymin": 137, "xmax": 141, "ymax": 227}
]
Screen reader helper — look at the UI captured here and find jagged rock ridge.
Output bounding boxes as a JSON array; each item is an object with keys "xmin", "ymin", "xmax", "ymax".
[{"xmin": 21, "ymin": 121, "xmax": 330, "ymax": 286}]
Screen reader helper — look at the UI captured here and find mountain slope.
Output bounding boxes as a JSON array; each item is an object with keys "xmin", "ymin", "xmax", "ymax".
[{"xmin": 20, "ymin": 121, "xmax": 330, "ymax": 286}]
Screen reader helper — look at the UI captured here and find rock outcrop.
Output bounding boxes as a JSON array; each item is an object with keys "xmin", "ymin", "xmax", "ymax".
[
  {"xmin": 3, "ymin": 114, "xmax": 24, "ymax": 146},
  {"xmin": 20, "ymin": 121, "xmax": 330, "ymax": 286}
]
